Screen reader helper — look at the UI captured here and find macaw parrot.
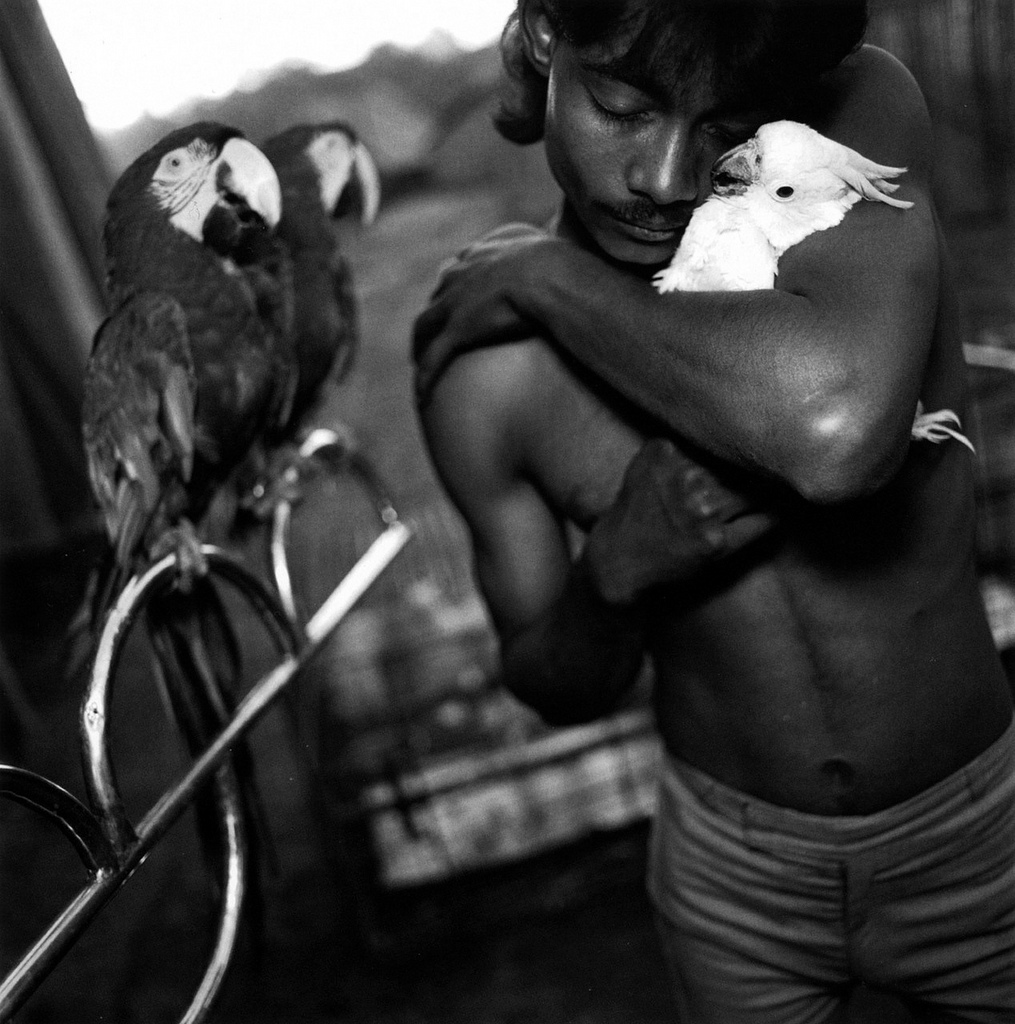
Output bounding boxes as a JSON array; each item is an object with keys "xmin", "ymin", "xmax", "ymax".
[
  {"xmin": 233, "ymin": 122, "xmax": 381, "ymax": 522},
  {"xmin": 79, "ymin": 123, "xmax": 294, "ymax": 906},
  {"xmin": 261, "ymin": 121, "xmax": 380, "ymax": 429},
  {"xmin": 653, "ymin": 119, "xmax": 972, "ymax": 451},
  {"xmin": 84, "ymin": 121, "xmax": 293, "ymax": 576}
]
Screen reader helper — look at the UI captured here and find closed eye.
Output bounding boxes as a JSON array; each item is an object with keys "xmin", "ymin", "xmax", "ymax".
[
  {"xmin": 587, "ymin": 87, "xmax": 650, "ymax": 124},
  {"xmin": 583, "ymin": 69, "xmax": 653, "ymax": 124}
]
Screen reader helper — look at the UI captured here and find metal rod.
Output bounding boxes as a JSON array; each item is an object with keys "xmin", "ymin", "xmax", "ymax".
[
  {"xmin": 964, "ymin": 342, "xmax": 1015, "ymax": 372},
  {"xmin": 137, "ymin": 521, "xmax": 411, "ymax": 850},
  {"xmin": 0, "ymin": 520, "xmax": 411, "ymax": 1022},
  {"xmin": 270, "ymin": 500, "xmax": 299, "ymax": 624},
  {"xmin": 0, "ymin": 766, "xmax": 118, "ymax": 873},
  {"xmin": 178, "ymin": 765, "xmax": 247, "ymax": 1024}
]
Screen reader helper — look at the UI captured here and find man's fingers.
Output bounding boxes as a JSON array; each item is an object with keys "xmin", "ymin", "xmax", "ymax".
[
  {"xmin": 713, "ymin": 510, "xmax": 778, "ymax": 556},
  {"xmin": 630, "ymin": 439, "xmax": 756, "ymax": 525}
]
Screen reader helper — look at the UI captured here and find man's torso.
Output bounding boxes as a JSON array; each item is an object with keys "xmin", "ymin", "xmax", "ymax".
[{"xmin": 481, "ymin": 327, "xmax": 1010, "ymax": 815}]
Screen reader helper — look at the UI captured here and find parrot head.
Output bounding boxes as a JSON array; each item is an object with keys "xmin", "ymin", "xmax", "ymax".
[
  {"xmin": 107, "ymin": 122, "xmax": 282, "ymax": 252},
  {"xmin": 709, "ymin": 120, "xmax": 914, "ymax": 254},
  {"xmin": 264, "ymin": 122, "xmax": 381, "ymax": 225}
]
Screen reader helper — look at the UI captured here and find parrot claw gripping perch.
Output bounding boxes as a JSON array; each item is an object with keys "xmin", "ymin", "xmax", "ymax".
[
  {"xmin": 910, "ymin": 404, "xmax": 976, "ymax": 453},
  {"xmin": 148, "ymin": 518, "xmax": 209, "ymax": 591},
  {"xmin": 237, "ymin": 422, "xmax": 361, "ymax": 523}
]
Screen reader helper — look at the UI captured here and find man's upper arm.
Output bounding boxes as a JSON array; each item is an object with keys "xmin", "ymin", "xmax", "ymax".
[
  {"xmin": 767, "ymin": 46, "xmax": 942, "ymax": 491},
  {"xmin": 418, "ymin": 347, "xmax": 573, "ymax": 639}
]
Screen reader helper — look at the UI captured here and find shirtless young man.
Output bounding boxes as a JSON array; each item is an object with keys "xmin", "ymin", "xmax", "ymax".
[{"xmin": 414, "ymin": 1, "xmax": 1015, "ymax": 1020}]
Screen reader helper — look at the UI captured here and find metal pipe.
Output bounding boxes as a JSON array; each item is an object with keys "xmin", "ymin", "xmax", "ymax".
[
  {"xmin": 178, "ymin": 764, "xmax": 247, "ymax": 1024},
  {"xmin": 0, "ymin": 519, "xmax": 411, "ymax": 1022},
  {"xmin": 0, "ymin": 766, "xmax": 117, "ymax": 874}
]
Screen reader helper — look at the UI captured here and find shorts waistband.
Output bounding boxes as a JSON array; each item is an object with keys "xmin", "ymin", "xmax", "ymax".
[{"xmin": 660, "ymin": 713, "xmax": 1015, "ymax": 850}]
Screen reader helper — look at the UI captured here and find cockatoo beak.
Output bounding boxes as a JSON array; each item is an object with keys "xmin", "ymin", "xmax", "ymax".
[
  {"xmin": 711, "ymin": 139, "xmax": 759, "ymax": 196},
  {"xmin": 218, "ymin": 137, "xmax": 283, "ymax": 229}
]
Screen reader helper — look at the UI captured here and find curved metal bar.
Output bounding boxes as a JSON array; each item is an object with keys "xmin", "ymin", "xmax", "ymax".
[
  {"xmin": 0, "ymin": 762, "xmax": 248, "ymax": 1024},
  {"xmin": 65, "ymin": 545, "xmax": 300, "ymax": 1024},
  {"xmin": 2, "ymin": 517, "xmax": 410, "ymax": 1024},
  {"xmin": 270, "ymin": 501, "xmax": 299, "ymax": 625},
  {"xmin": 269, "ymin": 428, "xmax": 403, "ymax": 630},
  {"xmin": 0, "ymin": 765, "xmax": 117, "ymax": 874},
  {"xmin": 81, "ymin": 552, "xmax": 179, "ymax": 855},
  {"xmin": 964, "ymin": 342, "xmax": 1015, "ymax": 373},
  {"xmin": 81, "ymin": 546, "xmax": 301, "ymax": 855},
  {"xmin": 296, "ymin": 427, "xmax": 400, "ymax": 525},
  {"xmin": 202, "ymin": 547, "xmax": 302, "ymax": 658},
  {"xmin": 179, "ymin": 763, "xmax": 247, "ymax": 1024}
]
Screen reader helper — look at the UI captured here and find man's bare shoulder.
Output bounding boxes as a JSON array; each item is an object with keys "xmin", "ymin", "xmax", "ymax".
[
  {"xmin": 419, "ymin": 339, "xmax": 562, "ymax": 490},
  {"xmin": 819, "ymin": 44, "xmax": 933, "ymax": 174},
  {"xmin": 420, "ymin": 335, "xmax": 643, "ymax": 523}
]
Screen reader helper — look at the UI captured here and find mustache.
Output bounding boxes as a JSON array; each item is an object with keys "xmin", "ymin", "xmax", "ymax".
[{"xmin": 603, "ymin": 198, "xmax": 691, "ymax": 229}]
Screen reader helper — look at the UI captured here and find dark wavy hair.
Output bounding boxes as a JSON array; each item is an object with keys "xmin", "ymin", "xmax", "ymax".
[{"xmin": 494, "ymin": 0, "xmax": 869, "ymax": 143}]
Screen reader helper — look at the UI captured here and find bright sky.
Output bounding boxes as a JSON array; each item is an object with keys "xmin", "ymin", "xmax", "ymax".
[{"xmin": 39, "ymin": 1, "xmax": 515, "ymax": 132}]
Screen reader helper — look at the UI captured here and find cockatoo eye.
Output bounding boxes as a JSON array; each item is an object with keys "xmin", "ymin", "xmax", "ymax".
[{"xmin": 775, "ymin": 185, "xmax": 795, "ymax": 200}]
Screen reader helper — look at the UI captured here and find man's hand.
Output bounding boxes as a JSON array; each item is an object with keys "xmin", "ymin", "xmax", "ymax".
[
  {"xmin": 584, "ymin": 438, "xmax": 778, "ymax": 606},
  {"xmin": 413, "ymin": 224, "xmax": 552, "ymax": 405}
]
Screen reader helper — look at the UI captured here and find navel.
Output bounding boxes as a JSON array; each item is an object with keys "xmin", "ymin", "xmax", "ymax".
[{"xmin": 820, "ymin": 756, "xmax": 856, "ymax": 790}]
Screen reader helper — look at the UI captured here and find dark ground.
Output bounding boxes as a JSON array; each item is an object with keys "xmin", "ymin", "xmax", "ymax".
[{"xmin": 3, "ymin": 182, "xmax": 1011, "ymax": 1022}]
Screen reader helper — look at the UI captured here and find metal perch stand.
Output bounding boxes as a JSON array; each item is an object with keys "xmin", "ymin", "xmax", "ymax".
[{"xmin": 0, "ymin": 448, "xmax": 412, "ymax": 1024}]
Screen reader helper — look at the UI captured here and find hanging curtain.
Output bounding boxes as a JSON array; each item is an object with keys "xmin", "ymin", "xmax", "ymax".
[{"xmin": 0, "ymin": 0, "xmax": 110, "ymax": 558}]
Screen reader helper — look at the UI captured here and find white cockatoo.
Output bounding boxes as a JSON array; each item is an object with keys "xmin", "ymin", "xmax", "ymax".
[{"xmin": 654, "ymin": 119, "xmax": 973, "ymax": 451}]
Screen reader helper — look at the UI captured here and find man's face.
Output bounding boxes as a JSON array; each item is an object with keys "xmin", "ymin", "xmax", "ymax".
[{"xmin": 542, "ymin": 35, "xmax": 770, "ymax": 266}]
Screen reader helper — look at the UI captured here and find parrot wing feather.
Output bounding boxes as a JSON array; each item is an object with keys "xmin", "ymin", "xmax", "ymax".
[{"xmin": 83, "ymin": 292, "xmax": 197, "ymax": 566}]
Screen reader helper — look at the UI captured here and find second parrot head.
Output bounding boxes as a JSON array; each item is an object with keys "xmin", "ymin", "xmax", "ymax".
[
  {"xmin": 107, "ymin": 122, "xmax": 282, "ymax": 252},
  {"xmin": 262, "ymin": 121, "xmax": 381, "ymax": 226}
]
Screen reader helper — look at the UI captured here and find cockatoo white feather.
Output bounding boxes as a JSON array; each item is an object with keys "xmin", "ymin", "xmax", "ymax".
[
  {"xmin": 654, "ymin": 120, "xmax": 912, "ymax": 294},
  {"xmin": 652, "ymin": 120, "xmax": 974, "ymax": 453}
]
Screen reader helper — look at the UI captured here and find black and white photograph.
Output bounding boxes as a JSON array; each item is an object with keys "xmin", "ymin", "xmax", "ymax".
[{"xmin": 1, "ymin": 1, "xmax": 1013, "ymax": 1021}]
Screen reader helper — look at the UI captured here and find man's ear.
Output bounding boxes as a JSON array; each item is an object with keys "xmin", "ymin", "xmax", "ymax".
[{"xmin": 519, "ymin": 0, "xmax": 556, "ymax": 77}]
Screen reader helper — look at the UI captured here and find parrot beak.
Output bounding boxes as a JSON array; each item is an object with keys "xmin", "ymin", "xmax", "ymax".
[
  {"xmin": 311, "ymin": 132, "xmax": 382, "ymax": 225},
  {"xmin": 218, "ymin": 137, "xmax": 282, "ymax": 229},
  {"xmin": 711, "ymin": 139, "xmax": 759, "ymax": 196},
  {"xmin": 351, "ymin": 142, "xmax": 381, "ymax": 226}
]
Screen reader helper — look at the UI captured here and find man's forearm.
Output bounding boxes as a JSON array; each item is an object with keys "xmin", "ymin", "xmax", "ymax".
[
  {"xmin": 520, "ymin": 244, "xmax": 826, "ymax": 468},
  {"xmin": 498, "ymin": 555, "xmax": 647, "ymax": 727},
  {"xmin": 515, "ymin": 237, "xmax": 926, "ymax": 502}
]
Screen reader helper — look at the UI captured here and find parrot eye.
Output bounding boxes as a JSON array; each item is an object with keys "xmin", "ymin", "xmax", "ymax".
[
  {"xmin": 775, "ymin": 185, "xmax": 795, "ymax": 200},
  {"xmin": 154, "ymin": 148, "xmax": 195, "ymax": 181}
]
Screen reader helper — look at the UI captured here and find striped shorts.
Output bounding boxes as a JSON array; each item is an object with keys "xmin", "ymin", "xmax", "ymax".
[{"xmin": 648, "ymin": 717, "xmax": 1015, "ymax": 1023}]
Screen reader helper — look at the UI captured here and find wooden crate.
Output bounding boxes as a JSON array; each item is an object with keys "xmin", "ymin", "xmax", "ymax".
[{"xmin": 301, "ymin": 584, "xmax": 659, "ymax": 952}]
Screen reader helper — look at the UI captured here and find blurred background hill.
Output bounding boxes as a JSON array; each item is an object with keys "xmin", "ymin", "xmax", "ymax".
[
  {"xmin": 94, "ymin": 0, "xmax": 1013, "ymax": 335},
  {"xmin": 100, "ymin": 37, "xmax": 561, "ymax": 225}
]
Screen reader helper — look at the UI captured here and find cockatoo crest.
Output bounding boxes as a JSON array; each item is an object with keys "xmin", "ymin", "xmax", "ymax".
[{"xmin": 654, "ymin": 120, "xmax": 913, "ymax": 294}]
